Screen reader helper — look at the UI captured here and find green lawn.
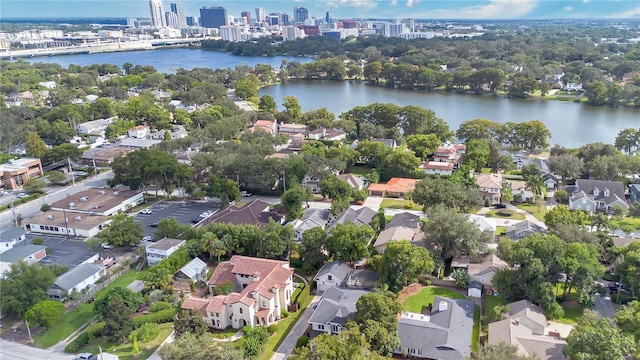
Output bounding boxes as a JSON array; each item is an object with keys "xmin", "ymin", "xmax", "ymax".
[
  {"xmin": 379, "ymin": 199, "xmax": 422, "ymax": 211},
  {"xmin": 402, "ymin": 286, "xmax": 465, "ymax": 313},
  {"xmin": 79, "ymin": 322, "xmax": 174, "ymax": 360},
  {"xmin": 612, "ymin": 216, "xmax": 640, "ymax": 230},
  {"xmin": 556, "ymin": 305, "xmax": 583, "ymax": 325},
  {"xmin": 259, "ymin": 291, "xmax": 315, "ymax": 360},
  {"xmin": 495, "ymin": 226, "xmax": 506, "ymax": 236},
  {"xmin": 472, "ymin": 305, "xmax": 480, "ymax": 352},
  {"xmin": 516, "ymin": 204, "xmax": 547, "ymax": 222},
  {"xmin": 481, "ymin": 295, "xmax": 508, "ymax": 327},
  {"xmin": 485, "ymin": 209, "xmax": 526, "ymax": 220},
  {"xmin": 346, "ymin": 165, "xmax": 373, "ymax": 176}
]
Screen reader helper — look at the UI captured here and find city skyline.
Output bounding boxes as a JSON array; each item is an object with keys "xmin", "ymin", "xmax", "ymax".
[{"xmin": 1, "ymin": 0, "xmax": 639, "ymax": 20}]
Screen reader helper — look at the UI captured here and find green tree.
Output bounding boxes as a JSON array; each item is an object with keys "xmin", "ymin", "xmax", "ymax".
[
  {"xmin": 412, "ymin": 177, "xmax": 482, "ymax": 212},
  {"xmin": 281, "ymin": 185, "xmax": 307, "ymax": 220},
  {"xmin": 258, "ymin": 94, "xmax": 277, "ymax": 113},
  {"xmin": 95, "ymin": 213, "xmax": 143, "ymax": 247},
  {"xmin": 173, "ymin": 309, "xmax": 208, "ymax": 338},
  {"xmin": 25, "ymin": 300, "xmax": 65, "ymax": 329},
  {"xmin": 259, "ymin": 220, "xmax": 294, "ymax": 259},
  {"xmin": 614, "ymin": 128, "xmax": 639, "ymax": 154},
  {"xmin": 406, "ymin": 134, "xmax": 440, "ymax": 160},
  {"xmin": 144, "ymin": 267, "xmax": 174, "ymax": 292},
  {"xmin": 525, "ymin": 174, "xmax": 544, "ymax": 197},
  {"xmin": 160, "ymin": 332, "xmax": 244, "ymax": 360},
  {"xmin": 423, "ymin": 204, "xmax": 490, "ymax": 262},
  {"xmin": 456, "ymin": 118, "xmax": 497, "ymax": 141},
  {"xmin": 585, "ymin": 81, "xmax": 608, "ymax": 106},
  {"xmin": 379, "ymin": 240, "xmax": 434, "ymax": 293},
  {"xmin": 154, "ymin": 218, "xmax": 190, "ymax": 240},
  {"xmin": 468, "ymin": 342, "xmax": 537, "ymax": 360},
  {"xmin": 298, "ymin": 227, "xmax": 329, "ymax": 273},
  {"xmin": 22, "ymin": 178, "xmax": 46, "ymax": 193},
  {"xmin": 564, "ymin": 310, "xmax": 636, "ymax": 360},
  {"xmin": 102, "ymin": 298, "xmax": 135, "ymax": 342},
  {"xmin": 46, "ymin": 171, "xmax": 67, "ymax": 185},
  {"xmin": 291, "ymin": 324, "xmax": 382, "ymax": 360},
  {"xmin": 327, "ymin": 223, "xmax": 373, "ymax": 263},
  {"xmin": 282, "ymin": 96, "xmax": 302, "ymax": 122},
  {"xmin": 94, "ymin": 286, "xmax": 144, "ymax": 320},
  {"xmin": 548, "ymin": 154, "xmax": 584, "ymax": 180},
  {"xmin": 43, "ymin": 143, "xmax": 82, "ymax": 165},
  {"xmin": 204, "ymin": 175, "xmax": 240, "ymax": 205},
  {"xmin": 615, "ymin": 301, "xmax": 640, "ymax": 346},
  {"xmin": 379, "ymin": 150, "xmax": 421, "ymax": 181},
  {"xmin": 544, "ymin": 206, "xmax": 589, "ymax": 229},
  {"xmin": 235, "ymin": 77, "xmax": 258, "ymax": 100},
  {"xmin": 465, "ymin": 139, "xmax": 491, "ymax": 172},
  {"xmin": 354, "ymin": 291, "xmax": 402, "ymax": 356},
  {"xmin": 25, "ymin": 131, "xmax": 48, "ymax": 158},
  {"xmin": 451, "ymin": 268, "xmax": 471, "ymax": 288}
]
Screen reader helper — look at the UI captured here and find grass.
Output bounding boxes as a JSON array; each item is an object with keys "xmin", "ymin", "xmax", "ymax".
[
  {"xmin": 480, "ymin": 295, "xmax": 507, "ymax": 346},
  {"xmin": 211, "ymin": 327, "xmax": 239, "ymax": 339},
  {"xmin": 379, "ymin": 199, "xmax": 422, "ymax": 211},
  {"xmin": 346, "ymin": 165, "xmax": 373, "ymax": 176},
  {"xmin": 612, "ymin": 216, "xmax": 640, "ymax": 230},
  {"xmin": 259, "ymin": 291, "xmax": 315, "ymax": 360},
  {"xmin": 553, "ymin": 283, "xmax": 584, "ymax": 325},
  {"xmin": 495, "ymin": 226, "xmax": 506, "ymax": 236},
  {"xmin": 79, "ymin": 322, "xmax": 174, "ymax": 360},
  {"xmin": 485, "ymin": 209, "xmax": 526, "ymax": 220},
  {"xmin": 35, "ymin": 268, "xmax": 146, "ymax": 348},
  {"xmin": 516, "ymin": 204, "xmax": 547, "ymax": 222},
  {"xmin": 472, "ymin": 305, "xmax": 480, "ymax": 352},
  {"xmin": 402, "ymin": 286, "xmax": 465, "ymax": 313}
]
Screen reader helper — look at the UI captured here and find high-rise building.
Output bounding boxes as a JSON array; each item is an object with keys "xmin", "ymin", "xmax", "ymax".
[
  {"xmin": 200, "ymin": 6, "xmax": 228, "ymax": 28},
  {"xmin": 294, "ymin": 7, "xmax": 309, "ymax": 23},
  {"xmin": 268, "ymin": 15, "xmax": 279, "ymax": 26},
  {"xmin": 165, "ymin": 12, "xmax": 179, "ymax": 28},
  {"xmin": 240, "ymin": 11, "xmax": 252, "ymax": 25},
  {"xmin": 170, "ymin": 3, "xmax": 187, "ymax": 28},
  {"xmin": 149, "ymin": 0, "xmax": 166, "ymax": 28},
  {"xmin": 255, "ymin": 7, "xmax": 265, "ymax": 23},
  {"xmin": 325, "ymin": 11, "xmax": 332, "ymax": 24},
  {"xmin": 186, "ymin": 16, "xmax": 197, "ymax": 26},
  {"xmin": 283, "ymin": 26, "xmax": 304, "ymax": 41},
  {"xmin": 220, "ymin": 26, "xmax": 242, "ymax": 42},
  {"xmin": 281, "ymin": 13, "xmax": 290, "ymax": 26}
]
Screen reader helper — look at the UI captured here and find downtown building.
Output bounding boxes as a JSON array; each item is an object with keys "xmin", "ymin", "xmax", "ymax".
[
  {"xmin": 200, "ymin": 6, "xmax": 228, "ymax": 28},
  {"xmin": 149, "ymin": 0, "xmax": 166, "ymax": 28}
]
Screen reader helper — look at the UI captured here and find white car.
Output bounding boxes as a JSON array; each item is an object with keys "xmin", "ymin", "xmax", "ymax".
[
  {"xmin": 241, "ymin": 191, "xmax": 252, "ymax": 197},
  {"xmin": 17, "ymin": 192, "xmax": 28, "ymax": 198},
  {"xmin": 142, "ymin": 236, "xmax": 154, "ymax": 242},
  {"xmin": 101, "ymin": 243, "xmax": 114, "ymax": 249},
  {"xmin": 199, "ymin": 211, "xmax": 214, "ymax": 218},
  {"xmin": 139, "ymin": 208, "xmax": 152, "ymax": 215}
]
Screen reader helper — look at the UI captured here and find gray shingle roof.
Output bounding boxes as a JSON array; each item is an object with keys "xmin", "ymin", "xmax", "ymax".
[
  {"xmin": 0, "ymin": 227, "xmax": 26, "ymax": 242},
  {"xmin": 387, "ymin": 212, "xmax": 422, "ymax": 229},
  {"xmin": 308, "ymin": 287, "xmax": 370, "ymax": 325},
  {"xmin": 293, "ymin": 208, "xmax": 331, "ymax": 234},
  {"xmin": 506, "ymin": 220, "xmax": 547, "ymax": 241},
  {"xmin": 329, "ymin": 206, "xmax": 377, "ymax": 230},
  {"xmin": 0, "ymin": 244, "xmax": 46, "ymax": 263},
  {"xmin": 176, "ymin": 257, "xmax": 208, "ymax": 280},
  {"xmin": 314, "ymin": 261, "xmax": 352, "ymax": 283},
  {"xmin": 53, "ymin": 263, "xmax": 105, "ymax": 291}
]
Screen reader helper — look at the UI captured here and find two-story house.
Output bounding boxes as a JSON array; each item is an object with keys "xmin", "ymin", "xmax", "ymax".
[
  {"xmin": 566, "ymin": 179, "xmax": 628, "ymax": 213},
  {"xmin": 422, "ymin": 161, "xmax": 454, "ymax": 176},
  {"xmin": 0, "ymin": 227, "xmax": 26, "ymax": 254},
  {"xmin": 127, "ymin": 125, "xmax": 150, "ymax": 139},
  {"xmin": 475, "ymin": 173, "xmax": 503, "ymax": 204},
  {"xmin": 373, "ymin": 212, "xmax": 424, "ymax": 254},
  {"xmin": 433, "ymin": 143, "xmax": 466, "ymax": 168},
  {"xmin": 181, "ymin": 256, "xmax": 295, "ymax": 329},
  {"xmin": 308, "ymin": 286, "xmax": 370, "ymax": 335},
  {"xmin": 290, "ymin": 208, "xmax": 331, "ymax": 242},
  {"xmin": 146, "ymin": 238, "xmax": 186, "ymax": 266}
]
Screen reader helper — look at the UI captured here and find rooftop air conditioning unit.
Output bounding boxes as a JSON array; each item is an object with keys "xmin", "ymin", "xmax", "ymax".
[
  {"xmin": 69, "ymin": 202, "xmax": 76, "ymax": 208},
  {"xmin": 80, "ymin": 196, "xmax": 89, "ymax": 202},
  {"xmin": 98, "ymin": 190, "xmax": 106, "ymax": 195},
  {"xmin": 75, "ymin": 216, "xmax": 83, "ymax": 221},
  {"xmin": 113, "ymin": 191, "xmax": 119, "ymax": 196},
  {"xmin": 47, "ymin": 215, "xmax": 54, "ymax": 220}
]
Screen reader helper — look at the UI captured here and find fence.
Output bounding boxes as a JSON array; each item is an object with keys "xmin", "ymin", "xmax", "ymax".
[{"xmin": 71, "ymin": 264, "xmax": 131, "ymax": 309}]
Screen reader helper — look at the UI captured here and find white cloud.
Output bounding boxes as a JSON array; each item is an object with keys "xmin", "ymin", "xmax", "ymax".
[
  {"xmin": 390, "ymin": 0, "xmax": 398, "ymax": 5},
  {"xmin": 563, "ymin": 6, "xmax": 573, "ymax": 11},
  {"xmin": 407, "ymin": 0, "xmax": 419, "ymax": 7},
  {"xmin": 423, "ymin": 0, "xmax": 539, "ymax": 19},
  {"xmin": 605, "ymin": 6, "xmax": 640, "ymax": 17},
  {"xmin": 582, "ymin": 0, "xmax": 590, "ymax": 3},
  {"xmin": 326, "ymin": 0, "xmax": 378, "ymax": 8}
]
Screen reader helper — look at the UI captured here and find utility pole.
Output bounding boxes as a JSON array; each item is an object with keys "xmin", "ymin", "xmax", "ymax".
[
  {"xmin": 282, "ymin": 170, "xmax": 286, "ymax": 191},
  {"xmin": 68, "ymin": 157, "xmax": 75, "ymax": 186},
  {"xmin": 62, "ymin": 208, "xmax": 70, "ymax": 240},
  {"xmin": 24, "ymin": 319, "xmax": 33, "ymax": 343},
  {"xmin": 10, "ymin": 202, "xmax": 18, "ymax": 227}
]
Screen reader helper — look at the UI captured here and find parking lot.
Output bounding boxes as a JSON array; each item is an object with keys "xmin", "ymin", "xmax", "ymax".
[
  {"xmin": 134, "ymin": 200, "xmax": 221, "ymax": 240},
  {"xmin": 24, "ymin": 234, "xmax": 97, "ymax": 267}
]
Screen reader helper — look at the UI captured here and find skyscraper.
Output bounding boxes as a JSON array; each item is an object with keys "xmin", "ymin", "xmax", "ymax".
[
  {"xmin": 170, "ymin": 3, "xmax": 187, "ymax": 28},
  {"xmin": 186, "ymin": 16, "xmax": 197, "ymax": 26},
  {"xmin": 165, "ymin": 11, "xmax": 179, "ymax": 28},
  {"xmin": 325, "ymin": 11, "xmax": 332, "ymax": 24},
  {"xmin": 255, "ymin": 7, "xmax": 265, "ymax": 23},
  {"xmin": 294, "ymin": 7, "xmax": 309, "ymax": 23},
  {"xmin": 241, "ymin": 11, "xmax": 252, "ymax": 25},
  {"xmin": 149, "ymin": 0, "xmax": 166, "ymax": 28},
  {"xmin": 200, "ymin": 6, "xmax": 228, "ymax": 28}
]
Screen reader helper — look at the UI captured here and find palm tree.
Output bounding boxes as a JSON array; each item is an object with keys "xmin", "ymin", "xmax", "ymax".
[
  {"xmin": 525, "ymin": 174, "xmax": 544, "ymax": 197},
  {"xmin": 590, "ymin": 214, "xmax": 611, "ymax": 232}
]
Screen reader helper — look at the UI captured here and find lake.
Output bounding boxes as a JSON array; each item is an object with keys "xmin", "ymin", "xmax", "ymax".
[
  {"xmin": 261, "ymin": 80, "xmax": 640, "ymax": 148},
  {"xmin": 26, "ymin": 48, "xmax": 639, "ymax": 148}
]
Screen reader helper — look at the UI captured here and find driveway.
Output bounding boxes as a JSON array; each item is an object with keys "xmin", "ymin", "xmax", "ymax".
[
  {"xmin": 593, "ymin": 293, "xmax": 615, "ymax": 319},
  {"xmin": 26, "ymin": 234, "xmax": 97, "ymax": 267},
  {"xmin": 0, "ymin": 338, "xmax": 69, "ymax": 360},
  {"xmin": 271, "ymin": 295, "xmax": 320, "ymax": 360}
]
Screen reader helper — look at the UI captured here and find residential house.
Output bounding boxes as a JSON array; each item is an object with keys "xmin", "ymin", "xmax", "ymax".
[
  {"xmin": 249, "ymin": 120, "xmax": 278, "ymax": 136},
  {"xmin": 328, "ymin": 206, "xmax": 377, "ymax": 231},
  {"xmin": 323, "ymin": 129, "xmax": 347, "ymax": 141},
  {"xmin": 612, "ymin": 237, "xmax": 640, "ymax": 247},
  {"xmin": 566, "ymin": 179, "xmax": 629, "ymax": 213},
  {"xmin": 174, "ymin": 257, "xmax": 208, "ymax": 282},
  {"xmin": 50, "ymin": 187, "xmax": 144, "ymax": 216},
  {"xmin": 75, "ymin": 117, "xmax": 116, "ymax": 136},
  {"xmin": 629, "ymin": 184, "xmax": 640, "ymax": 203},
  {"xmin": 433, "ymin": 143, "xmax": 466, "ymax": 168},
  {"xmin": 498, "ymin": 150, "xmax": 530, "ymax": 170},
  {"xmin": 39, "ymin": 81, "xmax": 57, "ymax": 89},
  {"xmin": 395, "ymin": 297, "xmax": 475, "ymax": 359},
  {"xmin": 422, "ymin": 161, "xmax": 454, "ymax": 176},
  {"xmin": 181, "ymin": 256, "xmax": 295, "ymax": 329},
  {"xmin": 371, "ymin": 138, "xmax": 398, "ymax": 149},
  {"xmin": 48, "ymin": 263, "xmax": 106, "ymax": 301},
  {"xmin": 475, "ymin": 173, "xmax": 503, "ymax": 204},
  {"xmin": 373, "ymin": 212, "xmax": 423, "ymax": 253},
  {"xmin": 506, "ymin": 220, "xmax": 547, "ymax": 241},
  {"xmin": 24, "ymin": 211, "xmax": 110, "ymax": 238},
  {"xmin": 314, "ymin": 261, "xmax": 353, "ymax": 293},
  {"xmin": 543, "ymin": 173, "xmax": 561, "ymax": 191},
  {"xmin": 368, "ymin": 177, "xmax": 419, "ymax": 198},
  {"xmin": 509, "ymin": 180, "xmax": 534, "ymax": 202},
  {"xmin": 279, "ymin": 123, "xmax": 308, "ymax": 137},
  {"xmin": 199, "ymin": 200, "xmax": 284, "ymax": 229},
  {"xmin": 118, "ymin": 138, "xmax": 162, "ymax": 149},
  {"xmin": 0, "ymin": 244, "xmax": 47, "ymax": 276},
  {"xmin": 308, "ymin": 287, "xmax": 370, "ymax": 335},
  {"xmin": 467, "ymin": 254, "xmax": 508, "ymax": 297},
  {"xmin": 146, "ymin": 238, "xmax": 186, "ymax": 266},
  {"xmin": 0, "ymin": 227, "xmax": 27, "ymax": 254},
  {"xmin": 0, "ymin": 158, "xmax": 43, "ymax": 190},
  {"xmin": 150, "ymin": 125, "xmax": 189, "ymax": 140},
  {"xmin": 565, "ymin": 83, "xmax": 583, "ymax": 92},
  {"xmin": 127, "ymin": 125, "xmax": 150, "ymax": 139},
  {"xmin": 489, "ymin": 300, "xmax": 568, "ymax": 360},
  {"xmin": 337, "ymin": 174, "xmax": 366, "ymax": 191},
  {"xmin": 302, "ymin": 169, "xmax": 340, "ymax": 194},
  {"xmin": 291, "ymin": 208, "xmax": 331, "ymax": 242},
  {"xmin": 467, "ymin": 214, "xmax": 496, "ymax": 235}
]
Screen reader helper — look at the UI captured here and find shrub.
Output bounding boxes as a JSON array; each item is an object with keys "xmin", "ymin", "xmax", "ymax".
[
  {"xmin": 149, "ymin": 301, "xmax": 170, "ymax": 312},
  {"xmin": 134, "ymin": 322, "xmax": 160, "ymax": 342},
  {"xmin": 133, "ymin": 307, "xmax": 177, "ymax": 326},
  {"xmin": 31, "ymin": 237, "xmax": 44, "ymax": 245},
  {"xmin": 40, "ymin": 203, "xmax": 51, "ymax": 212},
  {"xmin": 65, "ymin": 332, "xmax": 90, "ymax": 353},
  {"xmin": 281, "ymin": 310, "xmax": 290, "ymax": 318},
  {"xmin": 296, "ymin": 335, "xmax": 309, "ymax": 348},
  {"xmin": 267, "ymin": 324, "xmax": 278, "ymax": 334}
]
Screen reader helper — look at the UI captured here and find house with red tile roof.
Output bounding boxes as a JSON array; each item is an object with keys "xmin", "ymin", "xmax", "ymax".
[
  {"xmin": 181, "ymin": 255, "xmax": 295, "ymax": 329},
  {"xmin": 368, "ymin": 177, "xmax": 419, "ymax": 198}
]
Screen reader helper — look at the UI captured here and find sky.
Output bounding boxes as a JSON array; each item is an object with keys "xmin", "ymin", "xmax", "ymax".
[{"xmin": 1, "ymin": 0, "xmax": 639, "ymax": 20}]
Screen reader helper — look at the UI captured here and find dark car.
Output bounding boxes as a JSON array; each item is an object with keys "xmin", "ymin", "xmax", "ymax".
[
  {"xmin": 495, "ymin": 203, "xmax": 508, "ymax": 209},
  {"xmin": 75, "ymin": 354, "xmax": 97, "ymax": 360},
  {"xmin": 148, "ymin": 223, "xmax": 159, "ymax": 228}
]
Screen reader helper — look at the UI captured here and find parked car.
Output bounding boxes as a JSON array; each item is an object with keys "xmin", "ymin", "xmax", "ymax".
[
  {"xmin": 75, "ymin": 353, "xmax": 97, "ymax": 360},
  {"xmin": 199, "ymin": 211, "xmax": 214, "ymax": 218},
  {"xmin": 101, "ymin": 243, "xmax": 113, "ymax": 249},
  {"xmin": 149, "ymin": 223, "xmax": 159, "ymax": 228},
  {"xmin": 17, "ymin": 192, "xmax": 28, "ymax": 198},
  {"xmin": 142, "ymin": 236, "xmax": 154, "ymax": 242},
  {"xmin": 495, "ymin": 203, "xmax": 507, "ymax": 209},
  {"xmin": 241, "ymin": 191, "xmax": 252, "ymax": 197},
  {"xmin": 139, "ymin": 208, "xmax": 152, "ymax": 215}
]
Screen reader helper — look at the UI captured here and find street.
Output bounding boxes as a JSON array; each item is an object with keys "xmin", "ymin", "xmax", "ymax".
[
  {"xmin": 593, "ymin": 293, "xmax": 616, "ymax": 319},
  {"xmin": 271, "ymin": 296, "xmax": 320, "ymax": 360},
  {"xmin": 0, "ymin": 338, "xmax": 70, "ymax": 360}
]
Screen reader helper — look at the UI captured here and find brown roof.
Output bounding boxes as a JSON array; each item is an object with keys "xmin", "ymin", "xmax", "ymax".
[
  {"xmin": 208, "ymin": 262, "xmax": 236, "ymax": 285},
  {"xmin": 81, "ymin": 147, "xmax": 132, "ymax": 162},
  {"xmin": 475, "ymin": 173, "xmax": 503, "ymax": 189},
  {"xmin": 26, "ymin": 210, "xmax": 109, "ymax": 230},
  {"xmin": 181, "ymin": 297, "xmax": 209, "ymax": 316},
  {"xmin": 468, "ymin": 254, "xmax": 508, "ymax": 277},
  {"xmin": 368, "ymin": 177, "xmax": 419, "ymax": 194},
  {"xmin": 205, "ymin": 295, "xmax": 227, "ymax": 313},
  {"xmin": 148, "ymin": 238, "xmax": 185, "ymax": 251},
  {"xmin": 201, "ymin": 200, "xmax": 282, "ymax": 229},
  {"xmin": 50, "ymin": 187, "xmax": 141, "ymax": 213}
]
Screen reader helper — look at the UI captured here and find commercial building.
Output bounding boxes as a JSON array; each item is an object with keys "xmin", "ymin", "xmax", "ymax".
[
  {"xmin": 200, "ymin": 6, "xmax": 228, "ymax": 28},
  {"xmin": 283, "ymin": 26, "xmax": 304, "ymax": 41},
  {"xmin": 49, "ymin": 187, "xmax": 143, "ymax": 216},
  {"xmin": 220, "ymin": 26, "xmax": 242, "ymax": 42},
  {"xmin": 0, "ymin": 227, "xmax": 27, "ymax": 254},
  {"xmin": 170, "ymin": 3, "xmax": 187, "ymax": 28},
  {"xmin": 146, "ymin": 238, "xmax": 186, "ymax": 266},
  {"xmin": 0, "ymin": 244, "xmax": 47, "ymax": 276},
  {"xmin": 240, "ymin": 11, "xmax": 252, "ymax": 25},
  {"xmin": 149, "ymin": 0, "xmax": 166, "ymax": 28},
  {"xmin": 0, "ymin": 158, "xmax": 43, "ymax": 190},
  {"xmin": 255, "ymin": 8, "xmax": 265, "ymax": 23},
  {"xmin": 24, "ymin": 211, "xmax": 110, "ymax": 238},
  {"xmin": 294, "ymin": 7, "xmax": 309, "ymax": 23}
]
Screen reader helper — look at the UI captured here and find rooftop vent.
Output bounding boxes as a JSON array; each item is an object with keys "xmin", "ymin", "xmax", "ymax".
[
  {"xmin": 80, "ymin": 196, "xmax": 89, "ymax": 202},
  {"xmin": 69, "ymin": 202, "xmax": 76, "ymax": 208},
  {"xmin": 98, "ymin": 190, "xmax": 106, "ymax": 195},
  {"xmin": 47, "ymin": 215, "xmax": 54, "ymax": 220},
  {"xmin": 113, "ymin": 191, "xmax": 119, "ymax": 196},
  {"xmin": 75, "ymin": 216, "xmax": 83, "ymax": 221},
  {"xmin": 438, "ymin": 301, "xmax": 448, "ymax": 312}
]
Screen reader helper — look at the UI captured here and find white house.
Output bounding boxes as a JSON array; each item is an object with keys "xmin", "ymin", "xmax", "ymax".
[
  {"xmin": 24, "ymin": 211, "xmax": 110, "ymax": 238},
  {"xmin": 181, "ymin": 256, "xmax": 295, "ymax": 329},
  {"xmin": 48, "ymin": 263, "xmax": 106, "ymax": 301},
  {"xmin": 314, "ymin": 261, "xmax": 353, "ymax": 293},
  {"xmin": 0, "ymin": 227, "xmax": 27, "ymax": 254},
  {"xmin": 127, "ymin": 125, "xmax": 150, "ymax": 139},
  {"xmin": 0, "ymin": 244, "xmax": 47, "ymax": 276},
  {"xmin": 76, "ymin": 117, "xmax": 116, "ymax": 136},
  {"xmin": 308, "ymin": 287, "xmax": 370, "ymax": 335},
  {"xmin": 146, "ymin": 238, "xmax": 186, "ymax": 266},
  {"xmin": 423, "ymin": 161, "xmax": 454, "ymax": 176}
]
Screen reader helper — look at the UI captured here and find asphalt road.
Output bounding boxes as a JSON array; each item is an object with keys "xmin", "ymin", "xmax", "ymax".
[
  {"xmin": 593, "ymin": 293, "xmax": 616, "ymax": 319},
  {"xmin": 0, "ymin": 338, "xmax": 70, "ymax": 360},
  {"xmin": 25, "ymin": 233, "xmax": 97, "ymax": 267},
  {"xmin": 271, "ymin": 296, "xmax": 320, "ymax": 360}
]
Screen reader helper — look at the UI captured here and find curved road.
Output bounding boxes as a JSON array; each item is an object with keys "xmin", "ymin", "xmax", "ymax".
[{"xmin": 0, "ymin": 339, "xmax": 70, "ymax": 360}]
